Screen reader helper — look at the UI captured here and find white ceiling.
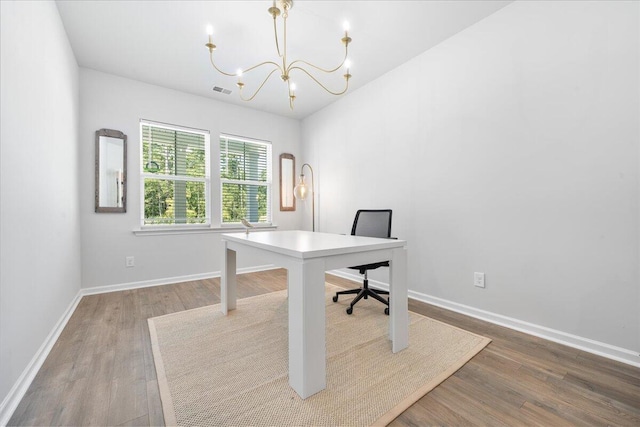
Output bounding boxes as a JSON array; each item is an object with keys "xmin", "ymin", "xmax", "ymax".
[{"xmin": 56, "ymin": 0, "xmax": 512, "ymax": 119}]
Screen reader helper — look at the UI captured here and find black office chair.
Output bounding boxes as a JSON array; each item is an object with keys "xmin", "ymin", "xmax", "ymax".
[{"xmin": 332, "ymin": 209, "xmax": 392, "ymax": 315}]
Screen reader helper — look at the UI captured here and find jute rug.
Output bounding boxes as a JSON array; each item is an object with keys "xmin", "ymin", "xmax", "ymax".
[{"xmin": 148, "ymin": 285, "xmax": 490, "ymax": 426}]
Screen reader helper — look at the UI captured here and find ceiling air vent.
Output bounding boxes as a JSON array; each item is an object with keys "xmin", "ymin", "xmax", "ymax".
[{"xmin": 213, "ymin": 86, "xmax": 232, "ymax": 95}]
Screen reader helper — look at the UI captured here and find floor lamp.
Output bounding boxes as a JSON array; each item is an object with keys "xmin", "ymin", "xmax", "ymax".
[{"xmin": 293, "ymin": 163, "xmax": 315, "ymax": 231}]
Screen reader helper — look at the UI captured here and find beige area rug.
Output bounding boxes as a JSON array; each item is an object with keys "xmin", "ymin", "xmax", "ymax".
[{"xmin": 148, "ymin": 285, "xmax": 490, "ymax": 426}]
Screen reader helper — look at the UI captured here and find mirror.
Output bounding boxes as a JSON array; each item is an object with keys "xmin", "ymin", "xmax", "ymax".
[
  {"xmin": 95, "ymin": 129, "xmax": 127, "ymax": 213},
  {"xmin": 279, "ymin": 153, "xmax": 295, "ymax": 211}
]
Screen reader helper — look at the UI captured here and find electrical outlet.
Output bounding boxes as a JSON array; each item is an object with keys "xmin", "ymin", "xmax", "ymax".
[
  {"xmin": 126, "ymin": 256, "xmax": 135, "ymax": 268},
  {"xmin": 474, "ymin": 272, "xmax": 485, "ymax": 288}
]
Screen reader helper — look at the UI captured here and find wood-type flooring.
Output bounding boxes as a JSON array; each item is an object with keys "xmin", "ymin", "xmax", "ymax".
[{"xmin": 8, "ymin": 269, "xmax": 640, "ymax": 426}]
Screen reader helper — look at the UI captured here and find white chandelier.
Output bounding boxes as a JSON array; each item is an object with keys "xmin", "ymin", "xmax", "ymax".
[{"xmin": 205, "ymin": 0, "xmax": 352, "ymax": 110}]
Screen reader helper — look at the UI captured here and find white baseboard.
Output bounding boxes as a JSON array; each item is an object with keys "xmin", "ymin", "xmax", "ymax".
[
  {"xmin": 0, "ymin": 290, "xmax": 83, "ymax": 427},
  {"xmin": 328, "ymin": 269, "xmax": 640, "ymax": 368},
  {"xmin": 81, "ymin": 264, "xmax": 278, "ymax": 295},
  {"xmin": 0, "ymin": 264, "xmax": 278, "ymax": 425}
]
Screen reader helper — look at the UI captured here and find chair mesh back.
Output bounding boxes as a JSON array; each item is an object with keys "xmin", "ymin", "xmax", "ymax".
[{"xmin": 352, "ymin": 210, "xmax": 392, "ymax": 238}]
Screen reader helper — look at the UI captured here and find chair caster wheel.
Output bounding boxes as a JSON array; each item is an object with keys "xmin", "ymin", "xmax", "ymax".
[
  {"xmin": 384, "ymin": 307, "xmax": 389, "ymax": 315},
  {"xmin": 346, "ymin": 307, "xmax": 353, "ymax": 315},
  {"xmin": 332, "ymin": 295, "xmax": 338, "ymax": 303}
]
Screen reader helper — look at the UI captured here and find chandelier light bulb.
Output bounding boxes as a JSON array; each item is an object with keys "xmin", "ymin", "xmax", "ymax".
[
  {"xmin": 206, "ymin": 25, "xmax": 214, "ymax": 45},
  {"xmin": 344, "ymin": 59, "xmax": 351, "ymax": 70},
  {"xmin": 290, "ymin": 83, "xmax": 296, "ymax": 92},
  {"xmin": 343, "ymin": 21, "xmax": 350, "ymax": 32},
  {"xmin": 236, "ymin": 69, "xmax": 244, "ymax": 89}
]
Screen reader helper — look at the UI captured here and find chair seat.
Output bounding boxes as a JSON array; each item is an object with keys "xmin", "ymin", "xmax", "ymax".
[{"xmin": 349, "ymin": 261, "xmax": 389, "ymax": 275}]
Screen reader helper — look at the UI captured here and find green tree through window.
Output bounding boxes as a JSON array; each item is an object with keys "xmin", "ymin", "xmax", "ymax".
[
  {"xmin": 141, "ymin": 122, "xmax": 210, "ymax": 225},
  {"xmin": 220, "ymin": 135, "xmax": 272, "ymax": 224}
]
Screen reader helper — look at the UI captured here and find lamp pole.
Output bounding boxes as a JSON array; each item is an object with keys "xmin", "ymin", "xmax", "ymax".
[{"xmin": 293, "ymin": 163, "xmax": 315, "ymax": 231}]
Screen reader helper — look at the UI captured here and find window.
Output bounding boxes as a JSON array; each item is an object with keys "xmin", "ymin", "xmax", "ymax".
[
  {"xmin": 220, "ymin": 135, "xmax": 272, "ymax": 224},
  {"xmin": 140, "ymin": 121, "xmax": 210, "ymax": 226}
]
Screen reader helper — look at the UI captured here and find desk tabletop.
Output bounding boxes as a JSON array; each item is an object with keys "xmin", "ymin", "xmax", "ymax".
[{"xmin": 222, "ymin": 230, "xmax": 405, "ymax": 259}]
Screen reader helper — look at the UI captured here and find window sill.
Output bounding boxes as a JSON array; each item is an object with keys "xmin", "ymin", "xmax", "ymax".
[{"xmin": 133, "ymin": 224, "xmax": 278, "ymax": 236}]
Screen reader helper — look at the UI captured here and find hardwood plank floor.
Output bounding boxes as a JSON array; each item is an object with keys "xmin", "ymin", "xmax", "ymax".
[{"xmin": 8, "ymin": 269, "xmax": 640, "ymax": 426}]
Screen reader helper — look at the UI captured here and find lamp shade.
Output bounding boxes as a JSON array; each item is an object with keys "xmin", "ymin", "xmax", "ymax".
[
  {"xmin": 293, "ymin": 175, "xmax": 308, "ymax": 200},
  {"xmin": 293, "ymin": 163, "xmax": 315, "ymax": 231}
]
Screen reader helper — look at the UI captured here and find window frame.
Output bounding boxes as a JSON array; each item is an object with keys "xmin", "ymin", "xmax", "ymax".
[
  {"xmin": 219, "ymin": 134, "xmax": 273, "ymax": 226},
  {"xmin": 139, "ymin": 119, "xmax": 211, "ymax": 228}
]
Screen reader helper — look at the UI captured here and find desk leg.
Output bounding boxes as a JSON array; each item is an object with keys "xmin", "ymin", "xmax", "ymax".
[
  {"xmin": 389, "ymin": 246, "xmax": 408, "ymax": 353},
  {"xmin": 287, "ymin": 259, "xmax": 326, "ymax": 399},
  {"xmin": 221, "ymin": 242, "xmax": 237, "ymax": 315}
]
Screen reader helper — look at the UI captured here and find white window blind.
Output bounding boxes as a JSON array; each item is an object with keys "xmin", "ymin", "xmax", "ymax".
[
  {"xmin": 140, "ymin": 121, "xmax": 210, "ymax": 226},
  {"xmin": 220, "ymin": 134, "xmax": 272, "ymax": 224}
]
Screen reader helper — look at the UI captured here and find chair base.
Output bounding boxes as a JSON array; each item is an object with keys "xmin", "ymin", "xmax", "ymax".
[{"xmin": 333, "ymin": 278, "xmax": 389, "ymax": 315}]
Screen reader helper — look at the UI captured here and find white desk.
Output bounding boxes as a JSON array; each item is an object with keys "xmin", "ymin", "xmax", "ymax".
[{"xmin": 221, "ymin": 230, "xmax": 408, "ymax": 399}]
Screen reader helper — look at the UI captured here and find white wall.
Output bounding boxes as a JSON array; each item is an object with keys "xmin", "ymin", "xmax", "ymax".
[
  {"xmin": 79, "ymin": 69, "xmax": 302, "ymax": 289},
  {"xmin": 302, "ymin": 1, "xmax": 639, "ymax": 353},
  {"xmin": 1, "ymin": 0, "xmax": 81, "ymax": 408}
]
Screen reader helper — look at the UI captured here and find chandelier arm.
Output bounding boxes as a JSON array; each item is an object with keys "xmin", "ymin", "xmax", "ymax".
[
  {"xmin": 287, "ymin": 57, "xmax": 346, "ymax": 74},
  {"xmin": 242, "ymin": 61, "xmax": 283, "ymax": 75},
  {"xmin": 210, "ymin": 50, "xmax": 282, "ymax": 77},
  {"xmin": 287, "ymin": 45, "xmax": 348, "ymax": 74},
  {"xmin": 238, "ymin": 68, "xmax": 280, "ymax": 101},
  {"xmin": 209, "ymin": 52, "xmax": 238, "ymax": 77},
  {"xmin": 289, "ymin": 66, "xmax": 350, "ymax": 96}
]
